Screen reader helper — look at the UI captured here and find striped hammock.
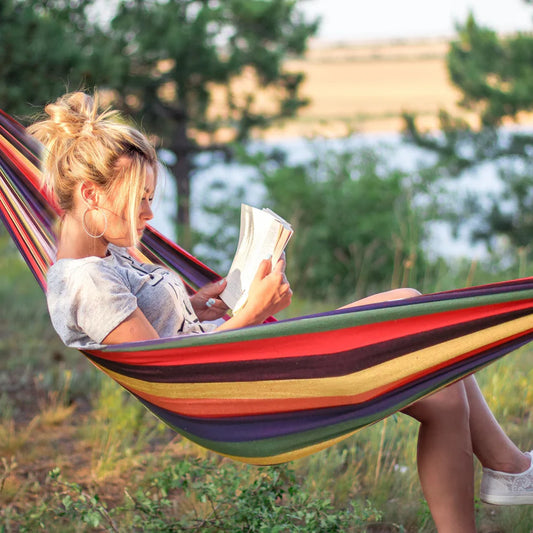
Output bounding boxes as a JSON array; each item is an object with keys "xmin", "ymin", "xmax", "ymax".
[{"xmin": 1, "ymin": 109, "xmax": 533, "ymax": 466}]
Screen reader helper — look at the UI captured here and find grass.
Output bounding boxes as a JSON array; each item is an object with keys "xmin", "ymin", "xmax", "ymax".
[{"xmin": 0, "ymin": 230, "xmax": 532, "ymax": 532}]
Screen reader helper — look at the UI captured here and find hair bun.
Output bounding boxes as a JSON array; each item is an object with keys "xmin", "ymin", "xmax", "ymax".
[
  {"xmin": 27, "ymin": 90, "xmax": 157, "ymax": 222},
  {"xmin": 44, "ymin": 92, "xmax": 98, "ymax": 137}
]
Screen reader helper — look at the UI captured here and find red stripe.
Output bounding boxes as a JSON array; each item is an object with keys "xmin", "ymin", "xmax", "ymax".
[
  {"xmin": 90, "ymin": 299, "xmax": 533, "ymax": 366},
  {"xmin": 0, "ymin": 178, "xmax": 49, "ymax": 266},
  {"xmin": 0, "ymin": 136, "xmax": 35, "ymax": 178},
  {"xmin": 124, "ymin": 383, "xmax": 396, "ymax": 417},
  {"xmin": 0, "ymin": 191, "xmax": 47, "ymax": 287},
  {"xmin": 0, "ymin": 134, "xmax": 60, "ymax": 212}
]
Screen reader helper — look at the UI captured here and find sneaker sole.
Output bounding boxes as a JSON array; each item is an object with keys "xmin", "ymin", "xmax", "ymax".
[{"xmin": 480, "ymin": 493, "xmax": 533, "ymax": 505}]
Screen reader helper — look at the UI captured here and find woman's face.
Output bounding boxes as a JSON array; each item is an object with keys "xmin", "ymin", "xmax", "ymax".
[{"xmin": 98, "ymin": 164, "xmax": 156, "ymax": 248}]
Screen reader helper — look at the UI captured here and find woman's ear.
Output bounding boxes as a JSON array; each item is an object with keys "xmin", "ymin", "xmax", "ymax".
[{"xmin": 79, "ymin": 181, "xmax": 100, "ymax": 207}]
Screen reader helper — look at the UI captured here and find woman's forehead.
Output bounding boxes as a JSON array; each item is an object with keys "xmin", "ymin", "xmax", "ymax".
[{"xmin": 144, "ymin": 165, "xmax": 156, "ymax": 191}]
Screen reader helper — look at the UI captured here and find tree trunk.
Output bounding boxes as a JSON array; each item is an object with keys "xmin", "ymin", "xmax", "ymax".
[{"xmin": 169, "ymin": 121, "xmax": 193, "ymax": 250}]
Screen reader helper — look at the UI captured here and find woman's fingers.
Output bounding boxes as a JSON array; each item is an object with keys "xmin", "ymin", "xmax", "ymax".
[
  {"xmin": 273, "ymin": 254, "xmax": 286, "ymax": 273},
  {"xmin": 245, "ymin": 254, "xmax": 292, "ymax": 316},
  {"xmin": 203, "ymin": 278, "xmax": 227, "ymax": 297},
  {"xmin": 255, "ymin": 257, "xmax": 273, "ymax": 279},
  {"xmin": 190, "ymin": 278, "xmax": 230, "ymax": 320}
]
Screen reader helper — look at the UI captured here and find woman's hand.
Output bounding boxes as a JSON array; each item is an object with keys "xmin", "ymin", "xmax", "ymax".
[
  {"xmin": 216, "ymin": 255, "xmax": 292, "ymax": 331},
  {"xmin": 243, "ymin": 255, "xmax": 292, "ymax": 321},
  {"xmin": 190, "ymin": 279, "xmax": 229, "ymax": 322}
]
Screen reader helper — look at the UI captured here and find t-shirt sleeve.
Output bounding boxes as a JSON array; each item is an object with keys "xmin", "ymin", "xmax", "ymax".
[{"xmin": 49, "ymin": 261, "xmax": 138, "ymax": 345}]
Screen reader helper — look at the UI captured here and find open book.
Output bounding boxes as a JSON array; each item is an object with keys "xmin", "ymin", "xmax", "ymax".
[{"xmin": 220, "ymin": 204, "xmax": 293, "ymax": 312}]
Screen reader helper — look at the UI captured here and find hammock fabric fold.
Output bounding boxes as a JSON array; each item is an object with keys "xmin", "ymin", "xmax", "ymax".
[{"xmin": 1, "ymin": 109, "xmax": 532, "ymax": 465}]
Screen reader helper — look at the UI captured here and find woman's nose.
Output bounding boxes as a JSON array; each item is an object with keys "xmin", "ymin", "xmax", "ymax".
[{"xmin": 141, "ymin": 200, "xmax": 154, "ymax": 220}]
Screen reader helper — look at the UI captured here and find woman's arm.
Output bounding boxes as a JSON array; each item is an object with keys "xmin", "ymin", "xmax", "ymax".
[
  {"xmin": 101, "ymin": 307, "xmax": 160, "ymax": 344},
  {"xmin": 102, "ymin": 257, "xmax": 291, "ymax": 344}
]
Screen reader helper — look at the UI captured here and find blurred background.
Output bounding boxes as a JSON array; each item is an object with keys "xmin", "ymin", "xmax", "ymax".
[
  {"xmin": 1, "ymin": 1, "xmax": 533, "ymax": 531},
  {"xmin": 3, "ymin": 0, "xmax": 533, "ymax": 297}
]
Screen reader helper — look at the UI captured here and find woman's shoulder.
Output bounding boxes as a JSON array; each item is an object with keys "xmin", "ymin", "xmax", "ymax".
[
  {"xmin": 48, "ymin": 254, "xmax": 111, "ymax": 277},
  {"xmin": 47, "ymin": 253, "xmax": 121, "ymax": 293}
]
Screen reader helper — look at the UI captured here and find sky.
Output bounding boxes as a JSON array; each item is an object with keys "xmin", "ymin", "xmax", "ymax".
[{"xmin": 300, "ymin": 0, "xmax": 533, "ymax": 43}]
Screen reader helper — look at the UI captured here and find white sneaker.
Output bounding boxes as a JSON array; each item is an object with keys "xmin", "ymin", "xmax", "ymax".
[{"xmin": 480, "ymin": 451, "xmax": 533, "ymax": 505}]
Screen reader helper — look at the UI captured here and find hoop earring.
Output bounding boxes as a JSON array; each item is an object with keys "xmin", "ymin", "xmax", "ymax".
[{"xmin": 82, "ymin": 207, "xmax": 108, "ymax": 239}]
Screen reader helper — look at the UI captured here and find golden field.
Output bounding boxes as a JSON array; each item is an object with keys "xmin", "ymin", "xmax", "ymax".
[
  {"xmin": 278, "ymin": 38, "xmax": 461, "ymax": 136},
  {"xmin": 202, "ymin": 38, "xmax": 470, "ymax": 142},
  {"xmin": 208, "ymin": 37, "xmax": 532, "ymax": 140}
]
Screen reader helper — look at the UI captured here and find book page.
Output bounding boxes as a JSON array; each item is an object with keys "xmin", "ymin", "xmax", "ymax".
[
  {"xmin": 220, "ymin": 205, "xmax": 255, "ymax": 309},
  {"xmin": 220, "ymin": 204, "xmax": 292, "ymax": 311}
]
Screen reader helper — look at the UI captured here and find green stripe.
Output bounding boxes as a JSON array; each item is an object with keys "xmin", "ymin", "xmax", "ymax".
[{"xmin": 103, "ymin": 290, "xmax": 533, "ymax": 353}]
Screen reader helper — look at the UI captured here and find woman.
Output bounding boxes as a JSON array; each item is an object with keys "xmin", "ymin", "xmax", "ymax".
[{"xmin": 30, "ymin": 92, "xmax": 532, "ymax": 533}]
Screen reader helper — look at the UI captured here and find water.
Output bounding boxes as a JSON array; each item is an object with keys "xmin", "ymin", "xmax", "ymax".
[{"xmin": 150, "ymin": 128, "xmax": 528, "ymax": 262}]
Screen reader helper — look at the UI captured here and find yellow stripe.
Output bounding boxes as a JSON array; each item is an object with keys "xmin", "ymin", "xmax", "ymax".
[{"xmin": 96, "ymin": 315, "xmax": 532, "ymax": 400}]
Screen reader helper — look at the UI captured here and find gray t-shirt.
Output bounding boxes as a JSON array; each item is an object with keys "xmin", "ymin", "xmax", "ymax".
[{"xmin": 46, "ymin": 244, "xmax": 214, "ymax": 349}]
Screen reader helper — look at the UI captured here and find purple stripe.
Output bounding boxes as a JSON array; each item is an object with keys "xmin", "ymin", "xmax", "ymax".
[
  {"xmin": 140, "ymin": 229, "xmax": 220, "ymax": 287},
  {"xmin": 127, "ymin": 334, "xmax": 533, "ymax": 443}
]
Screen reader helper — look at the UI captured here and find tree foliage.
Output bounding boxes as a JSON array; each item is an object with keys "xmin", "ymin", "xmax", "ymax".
[
  {"xmin": 0, "ymin": 0, "xmax": 125, "ymax": 117},
  {"xmin": 448, "ymin": 14, "xmax": 533, "ymax": 126},
  {"xmin": 403, "ymin": 9, "xmax": 533, "ymax": 260},
  {"xmin": 1, "ymin": 0, "xmax": 318, "ymax": 247},
  {"xmin": 107, "ymin": 0, "xmax": 318, "ymax": 245}
]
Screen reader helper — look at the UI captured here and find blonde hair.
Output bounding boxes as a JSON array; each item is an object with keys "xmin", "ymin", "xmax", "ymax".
[{"xmin": 27, "ymin": 92, "xmax": 158, "ymax": 243}]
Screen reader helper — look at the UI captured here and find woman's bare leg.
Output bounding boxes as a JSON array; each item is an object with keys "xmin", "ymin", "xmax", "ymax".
[
  {"xmin": 343, "ymin": 288, "xmax": 478, "ymax": 529},
  {"xmin": 400, "ymin": 376, "xmax": 529, "ymax": 531},
  {"xmin": 464, "ymin": 375, "xmax": 529, "ymax": 473},
  {"xmin": 339, "ymin": 288, "xmax": 421, "ymax": 309},
  {"xmin": 346, "ymin": 290, "xmax": 529, "ymax": 473},
  {"xmin": 402, "ymin": 382, "xmax": 477, "ymax": 533},
  {"xmin": 340, "ymin": 288, "xmax": 528, "ymax": 528}
]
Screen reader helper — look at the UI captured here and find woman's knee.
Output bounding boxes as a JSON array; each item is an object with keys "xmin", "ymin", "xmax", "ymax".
[
  {"xmin": 339, "ymin": 287, "xmax": 421, "ymax": 310},
  {"xmin": 404, "ymin": 381, "xmax": 470, "ymax": 425},
  {"xmin": 388, "ymin": 288, "xmax": 421, "ymax": 300}
]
